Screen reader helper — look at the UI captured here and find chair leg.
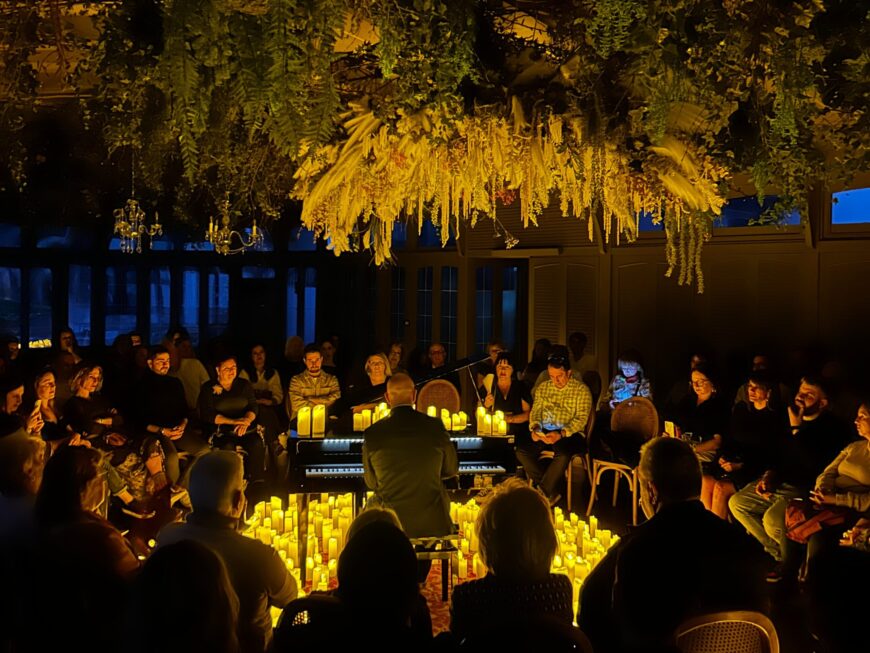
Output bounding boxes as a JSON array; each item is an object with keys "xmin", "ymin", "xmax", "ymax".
[
  {"xmin": 585, "ymin": 464, "xmax": 600, "ymax": 517},
  {"xmin": 631, "ymin": 471, "xmax": 638, "ymax": 526},
  {"xmin": 442, "ymin": 557, "xmax": 449, "ymax": 602},
  {"xmin": 611, "ymin": 471, "xmax": 620, "ymax": 507},
  {"xmin": 567, "ymin": 463, "xmax": 573, "ymax": 513}
]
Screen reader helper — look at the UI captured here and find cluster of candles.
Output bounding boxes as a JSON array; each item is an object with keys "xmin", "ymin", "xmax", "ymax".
[
  {"xmin": 352, "ymin": 403, "xmax": 391, "ymax": 431},
  {"xmin": 426, "ymin": 406, "xmax": 470, "ymax": 432},
  {"xmin": 296, "ymin": 405, "xmax": 327, "ymax": 437},
  {"xmin": 475, "ymin": 406, "xmax": 509, "ymax": 435},
  {"xmin": 244, "ymin": 492, "xmax": 356, "ymax": 594},
  {"xmin": 449, "ymin": 498, "xmax": 617, "ymax": 617},
  {"xmin": 245, "ymin": 492, "xmax": 616, "ymax": 623}
]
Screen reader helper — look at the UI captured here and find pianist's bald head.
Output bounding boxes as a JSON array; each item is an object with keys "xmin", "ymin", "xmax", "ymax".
[{"xmin": 385, "ymin": 373, "xmax": 416, "ymax": 407}]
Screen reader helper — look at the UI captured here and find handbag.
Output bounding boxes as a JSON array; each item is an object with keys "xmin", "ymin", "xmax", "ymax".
[{"xmin": 784, "ymin": 498, "xmax": 849, "ymax": 544}]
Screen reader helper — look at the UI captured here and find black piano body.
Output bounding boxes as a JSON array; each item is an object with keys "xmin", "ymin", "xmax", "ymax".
[{"xmin": 292, "ymin": 434, "xmax": 517, "ymax": 494}]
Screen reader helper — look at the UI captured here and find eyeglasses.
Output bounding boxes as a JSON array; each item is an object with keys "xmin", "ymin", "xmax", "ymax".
[
  {"xmin": 547, "ymin": 355, "xmax": 569, "ymax": 366},
  {"xmin": 691, "ymin": 379, "xmax": 712, "ymax": 388}
]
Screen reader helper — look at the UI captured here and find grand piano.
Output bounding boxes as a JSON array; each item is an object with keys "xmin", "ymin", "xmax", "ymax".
[{"xmin": 292, "ymin": 434, "xmax": 517, "ymax": 494}]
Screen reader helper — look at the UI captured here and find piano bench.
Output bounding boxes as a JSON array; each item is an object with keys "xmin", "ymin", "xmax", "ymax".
[{"xmin": 410, "ymin": 534, "xmax": 460, "ymax": 602}]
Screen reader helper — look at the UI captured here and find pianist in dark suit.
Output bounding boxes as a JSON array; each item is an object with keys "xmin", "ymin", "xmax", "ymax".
[{"xmin": 362, "ymin": 373, "xmax": 459, "ymax": 540}]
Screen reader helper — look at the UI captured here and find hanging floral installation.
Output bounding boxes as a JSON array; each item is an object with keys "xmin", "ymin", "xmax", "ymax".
[{"xmin": 1, "ymin": 0, "xmax": 868, "ymax": 291}]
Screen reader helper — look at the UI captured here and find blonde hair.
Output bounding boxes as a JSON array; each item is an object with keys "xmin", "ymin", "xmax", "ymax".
[
  {"xmin": 70, "ymin": 364, "xmax": 103, "ymax": 394},
  {"xmin": 364, "ymin": 352, "xmax": 392, "ymax": 378},
  {"xmin": 476, "ymin": 477, "xmax": 558, "ymax": 581},
  {"xmin": 0, "ymin": 435, "xmax": 47, "ymax": 497}
]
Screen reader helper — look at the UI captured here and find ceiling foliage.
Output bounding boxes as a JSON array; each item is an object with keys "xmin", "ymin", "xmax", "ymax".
[{"xmin": 1, "ymin": 0, "xmax": 868, "ymax": 290}]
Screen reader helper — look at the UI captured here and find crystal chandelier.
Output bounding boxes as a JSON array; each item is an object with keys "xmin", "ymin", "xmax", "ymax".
[
  {"xmin": 113, "ymin": 153, "xmax": 162, "ymax": 253},
  {"xmin": 205, "ymin": 198, "xmax": 264, "ymax": 255}
]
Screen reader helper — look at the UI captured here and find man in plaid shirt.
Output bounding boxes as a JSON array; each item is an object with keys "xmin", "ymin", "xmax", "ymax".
[
  {"xmin": 286, "ymin": 343, "xmax": 341, "ymax": 421},
  {"xmin": 516, "ymin": 350, "xmax": 592, "ymax": 507}
]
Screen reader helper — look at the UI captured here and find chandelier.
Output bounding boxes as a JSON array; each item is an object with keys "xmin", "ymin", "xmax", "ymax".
[
  {"xmin": 206, "ymin": 198, "xmax": 264, "ymax": 255},
  {"xmin": 113, "ymin": 155, "xmax": 162, "ymax": 253}
]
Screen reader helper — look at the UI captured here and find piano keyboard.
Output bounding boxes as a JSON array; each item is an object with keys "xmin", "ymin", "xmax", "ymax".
[{"xmin": 305, "ymin": 462, "xmax": 507, "ymax": 478}]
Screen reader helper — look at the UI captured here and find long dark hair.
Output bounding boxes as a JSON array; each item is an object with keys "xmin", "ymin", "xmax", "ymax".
[{"xmin": 34, "ymin": 445, "xmax": 103, "ymax": 531}]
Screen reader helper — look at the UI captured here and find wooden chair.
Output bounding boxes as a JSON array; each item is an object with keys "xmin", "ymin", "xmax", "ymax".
[
  {"xmin": 673, "ymin": 610, "xmax": 780, "ymax": 653},
  {"xmin": 586, "ymin": 397, "xmax": 659, "ymax": 526},
  {"xmin": 416, "ymin": 379, "xmax": 461, "ymax": 415}
]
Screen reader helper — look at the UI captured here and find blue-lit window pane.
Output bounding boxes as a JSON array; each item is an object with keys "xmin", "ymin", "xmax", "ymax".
[
  {"xmin": 286, "ymin": 268, "xmax": 299, "ymax": 339},
  {"xmin": 440, "ymin": 267, "xmax": 458, "ymax": 360},
  {"xmin": 69, "ymin": 265, "xmax": 91, "ymax": 346},
  {"xmin": 392, "ymin": 223, "xmax": 407, "ymax": 250},
  {"xmin": 150, "ymin": 238, "xmax": 173, "ymax": 251},
  {"xmin": 417, "ymin": 267, "xmax": 433, "ymax": 347},
  {"xmin": 0, "ymin": 224, "xmax": 22, "ymax": 247},
  {"xmin": 502, "ymin": 266, "xmax": 518, "ymax": 351},
  {"xmin": 832, "ymin": 188, "xmax": 870, "ymax": 225},
  {"xmin": 28, "ymin": 268, "xmax": 52, "ymax": 346},
  {"xmin": 475, "ymin": 267, "xmax": 493, "ymax": 353},
  {"xmin": 303, "ymin": 268, "xmax": 317, "ymax": 344},
  {"xmin": 242, "ymin": 227, "xmax": 274, "ymax": 252},
  {"xmin": 206, "ymin": 268, "xmax": 230, "ymax": 339},
  {"xmin": 181, "ymin": 268, "xmax": 200, "ymax": 346},
  {"xmin": 419, "ymin": 220, "xmax": 456, "ymax": 248},
  {"xmin": 183, "ymin": 240, "xmax": 215, "ymax": 252},
  {"xmin": 288, "ymin": 228, "xmax": 317, "ymax": 252},
  {"xmin": 36, "ymin": 227, "xmax": 93, "ymax": 249},
  {"xmin": 242, "ymin": 266, "xmax": 276, "ymax": 279},
  {"xmin": 0, "ymin": 267, "xmax": 21, "ymax": 338},
  {"xmin": 638, "ymin": 211, "xmax": 664, "ymax": 232},
  {"xmin": 150, "ymin": 267, "xmax": 171, "ymax": 346},
  {"xmin": 390, "ymin": 267, "xmax": 406, "ymax": 341},
  {"xmin": 715, "ymin": 195, "xmax": 800, "ymax": 227},
  {"xmin": 105, "ymin": 265, "xmax": 138, "ymax": 345}
]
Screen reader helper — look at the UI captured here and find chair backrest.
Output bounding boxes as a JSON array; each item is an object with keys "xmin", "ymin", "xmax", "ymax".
[
  {"xmin": 273, "ymin": 594, "xmax": 349, "ymax": 651},
  {"xmin": 416, "ymin": 379, "xmax": 461, "ymax": 415},
  {"xmin": 610, "ymin": 396, "xmax": 659, "ymax": 440},
  {"xmin": 673, "ymin": 610, "xmax": 780, "ymax": 653}
]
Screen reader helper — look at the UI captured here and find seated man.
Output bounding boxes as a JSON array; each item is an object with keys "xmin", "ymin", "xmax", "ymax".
[
  {"xmin": 516, "ymin": 352, "xmax": 592, "ymax": 507},
  {"xmin": 362, "ymin": 373, "xmax": 458, "ymax": 540},
  {"xmin": 286, "ymin": 343, "xmax": 341, "ymax": 426},
  {"xmin": 579, "ymin": 438, "xmax": 768, "ymax": 653},
  {"xmin": 417, "ymin": 342, "xmax": 461, "ymax": 393},
  {"xmin": 135, "ymin": 346, "xmax": 209, "ymax": 487},
  {"xmin": 156, "ymin": 451, "xmax": 297, "ymax": 652}
]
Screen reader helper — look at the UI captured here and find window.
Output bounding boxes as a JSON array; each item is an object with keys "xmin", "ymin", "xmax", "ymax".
[
  {"xmin": 245, "ymin": 227, "xmax": 274, "ymax": 252},
  {"xmin": 36, "ymin": 227, "xmax": 93, "ymax": 249},
  {"xmin": 29, "ymin": 268, "xmax": 52, "ymax": 346},
  {"xmin": 150, "ymin": 267, "xmax": 171, "ymax": 345},
  {"xmin": 183, "ymin": 240, "xmax": 215, "ymax": 252},
  {"xmin": 287, "ymin": 227, "xmax": 317, "ymax": 252},
  {"xmin": 242, "ymin": 266, "xmax": 276, "ymax": 279},
  {"xmin": 715, "ymin": 195, "xmax": 800, "ymax": 227},
  {"xmin": 0, "ymin": 224, "xmax": 21, "ymax": 247},
  {"xmin": 105, "ymin": 265, "xmax": 138, "ymax": 344},
  {"xmin": 181, "ymin": 268, "xmax": 200, "ymax": 346},
  {"xmin": 68, "ymin": 265, "xmax": 92, "ymax": 346},
  {"xmin": 417, "ymin": 267, "xmax": 433, "ymax": 347},
  {"xmin": 440, "ymin": 267, "xmax": 458, "ymax": 359},
  {"xmin": 475, "ymin": 267, "xmax": 493, "ymax": 353},
  {"xmin": 390, "ymin": 267, "xmax": 406, "ymax": 341},
  {"xmin": 206, "ymin": 268, "xmax": 230, "ymax": 339},
  {"xmin": 419, "ymin": 220, "xmax": 456, "ymax": 248},
  {"xmin": 392, "ymin": 222, "xmax": 407, "ymax": 250},
  {"xmin": 637, "ymin": 211, "xmax": 664, "ymax": 232},
  {"xmin": 502, "ymin": 266, "xmax": 518, "ymax": 351},
  {"xmin": 303, "ymin": 267, "xmax": 317, "ymax": 344},
  {"xmin": 832, "ymin": 188, "xmax": 870, "ymax": 225},
  {"xmin": 286, "ymin": 268, "xmax": 299, "ymax": 339},
  {"xmin": 0, "ymin": 267, "xmax": 21, "ymax": 338}
]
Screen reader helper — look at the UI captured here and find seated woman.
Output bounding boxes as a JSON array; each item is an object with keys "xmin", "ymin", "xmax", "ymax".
[
  {"xmin": 449, "ymin": 478, "xmax": 574, "ymax": 645},
  {"xmin": 707, "ymin": 370, "xmax": 786, "ymax": 519},
  {"xmin": 33, "ymin": 446, "xmax": 140, "ymax": 653},
  {"xmin": 0, "ymin": 374, "xmax": 41, "ymax": 436},
  {"xmin": 778, "ymin": 399, "xmax": 870, "ymax": 585},
  {"xmin": 521, "ymin": 338, "xmax": 551, "ymax": 389},
  {"xmin": 475, "ymin": 340, "xmax": 506, "ymax": 392},
  {"xmin": 332, "ymin": 353, "xmax": 391, "ymax": 433},
  {"xmin": 387, "ymin": 340, "xmax": 406, "ymax": 375},
  {"xmin": 198, "ymin": 354, "xmax": 265, "ymax": 487},
  {"xmin": 673, "ymin": 363, "xmax": 729, "ymax": 511},
  {"xmin": 31, "ymin": 368, "xmax": 65, "ymax": 444},
  {"xmin": 240, "ymin": 342, "xmax": 286, "ymax": 451},
  {"xmin": 479, "ymin": 352, "xmax": 531, "ymax": 442},
  {"xmin": 63, "ymin": 364, "xmax": 164, "ymax": 518}
]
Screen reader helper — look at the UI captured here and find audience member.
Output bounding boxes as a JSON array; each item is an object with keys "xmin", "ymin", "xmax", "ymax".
[
  {"xmin": 31, "ymin": 367, "xmax": 66, "ymax": 443},
  {"xmin": 568, "ymin": 331, "xmax": 597, "ymax": 380},
  {"xmin": 418, "ymin": 341, "xmax": 461, "ymax": 392},
  {"xmin": 156, "ymin": 451, "xmax": 297, "ymax": 652},
  {"xmin": 662, "ymin": 350, "xmax": 709, "ymax": 420},
  {"xmin": 450, "ymin": 478, "xmax": 574, "ymax": 645},
  {"xmin": 478, "ymin": 352, "xmax": 531, "ymax": 442},
  {"xmin": 280, "ymin": 335, "xmax": 306, "ymax": 382},
  {"xmin": 127, "ymin": 539, "xmax": 241, "ymax": 653},
  {"xmin": 387, "ymin": 340, "xmax": 406, "ymax": 374},
  {"xmin": 55, "ymin": 326, "xmax": 83, "ymax": 365},
  {"xmin": 318, "ymin": 337, "xmax": 339, "ymax": 377},
  {"xmin": 240, "ymin": 342, "xmax": 286, "ymax": 458},
  {"xmin": 729, "ymin": 375, "xmax": 852, "ymax": 579},
  {"xmin": 173, "ymin": 335, "xmax": 211, "ymax": 411},
  {"xmin": 198, "ymin": 354, "xmax": 266, "ymax": 487},
  {"xmin": 0, "ymin": 433, "xmax": 46, "ymax": 541},
  {"xmin": 732, "ymin": 352, "xmax": 791, "ymax": 408},
  {"xmin": 579, "ymin": 437, "xmax": 768, "ymax": 653},
  {"xmin": 517, "ymin": 351, "xmax": 592, "ymax": 507},
  {"xmin": 475, "ymin": 339, "xmax": 505, "ymax": 391},
  {"xmin": 521, "ymin": 338, "xmax": 551, "ymax": 388},
  {"xmin": 598, "ymin": 349, "xmax": 652, "ymax": 411},
  {"xmin": 286, "ymin": 343, "xmax": 341, "ymax": 423}
]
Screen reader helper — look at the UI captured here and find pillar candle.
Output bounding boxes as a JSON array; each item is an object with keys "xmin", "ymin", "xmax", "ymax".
[
  {"xmin": 297, "ymin": 406, "xmax": 312, "ymax": 437},
  {"xmin": 590, "ymin": 515, "xmax": 598, "ymax": 538},
  {"xmin": 497, "ymin": 419, "xmax": 507, "ymax": 435},
  {"xmin": 457, "ymin": 551, "xmax": 467, "ymax": 579},
  {"xmin": 353, "ymin": 413, "xmax": 363, "ymax": 431},
  {"xmin": 312, "ymin": 405, "xmax": 326, "ymax": 437},
  {"xmin": 427, "ymin": 405, "xmax": 437, "ymax": 418},
  {"xmin": 483, "ymin": 414, "xmax": 492, "ymax": 435},
  {"xmin": 273, "ymin": 510, "xmax": 284, "ymax": 534},
  {"xmin": 328, "ymin": 558, "xmax": 337, "ymax": 579},
  {"xmin": 314, "ymin": 514, "xmax": 323, "ymax": 539},
  {"xmin": 328, "ymin": 537, "xmax": 338, "ymax": 560},
  {"xmin": 458, "ymin": 411, "xmax": 467, "ymax": 430},
  {"xmin": 270, "ymin": 496, "xmax": 282, "ymax": 512},
  {"xmin": 451, "ymin": 413, "xmax": 461, "ymax": 431},
  {"xmin": 494, "ymin": 410, "xmax": 504, "ymax": 423},
  {"xmin": 361, "ymin": 409, "xmax": 372, "ymax": 429}
]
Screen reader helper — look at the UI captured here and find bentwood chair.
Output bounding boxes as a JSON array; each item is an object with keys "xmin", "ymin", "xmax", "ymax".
[
  {"xmin": 586, "ymin": 396, "xmax": 659, "ymax": 525},
  {"xmin": 673, "ymin": 610, "xmax": 780, "ymax": 653},
  {"xmin": 416, "ymin": 379, "xmax": 461, "ymax": 416}
]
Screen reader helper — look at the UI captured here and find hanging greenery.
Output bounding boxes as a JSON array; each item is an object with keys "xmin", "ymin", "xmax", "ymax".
[{"xmin": 1, "ymin": 0, "xmax": 868, "ymax": 290}]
